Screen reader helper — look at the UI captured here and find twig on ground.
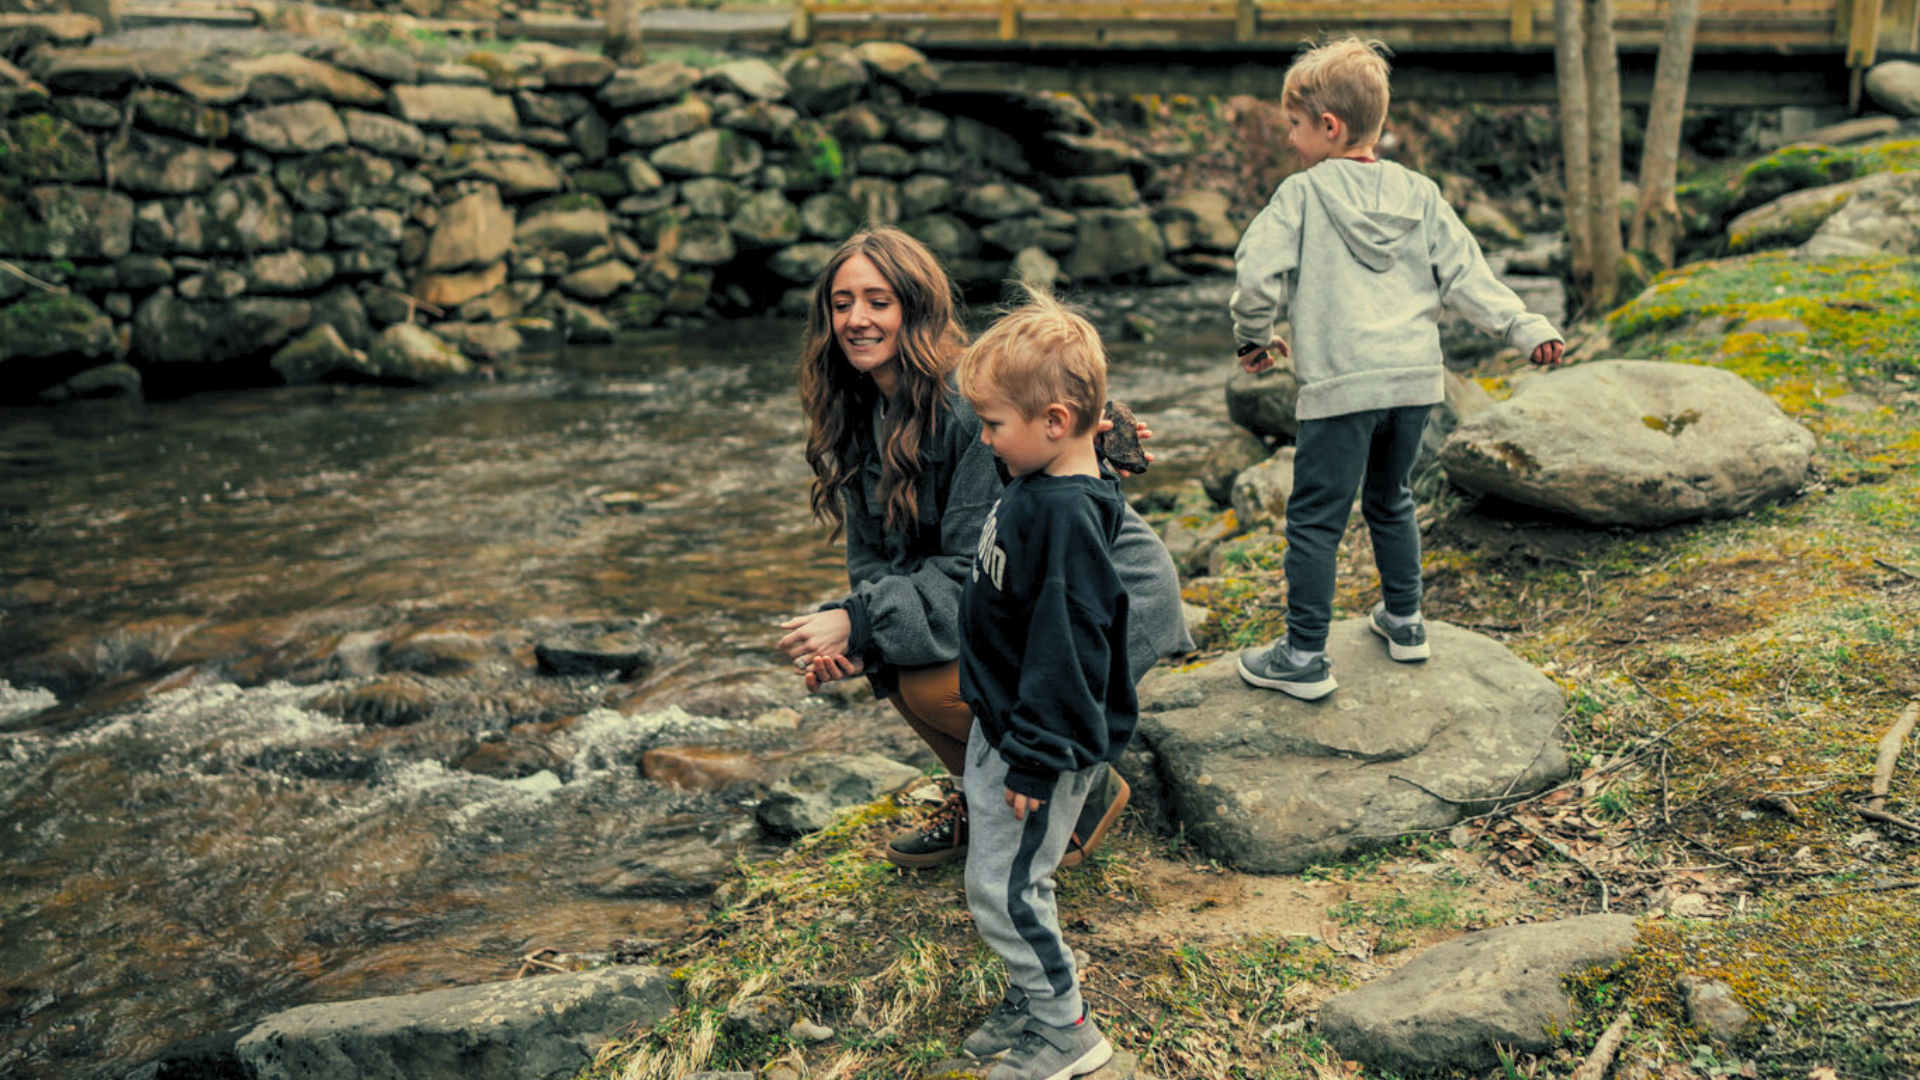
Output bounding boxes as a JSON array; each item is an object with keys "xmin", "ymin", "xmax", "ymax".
[
  {"xmin": 1375, "ymin": 712, "xmax": 1698, "ymax": 846},
  {"xmin": 1659, "ymin": 748, "xmax": 1672, "ymax": 828},
  {"xmin": 1872, "ymin": 557, "xmax": 1920, "ymax": 581},
  {"xmin": 1869, "ymin": 996, "xmax": 1920, "ymax": 1011},
  {"xmin": 1869, "ymin": 701, "xmax": 1918, "ymax": 813},
  {"xmin": 0, "ymin": 259, "xmax": 68, "ymax": 294},
  {"xmin": 1675, "ymin": 829, "xmax": 1765, "ymax": 875},
  {"xmin": 1855, "ymin": 803, "xmax": 1920, "ymax": 837},
  {"xmin": 1083, "ymin": 984, "xmax": 1155, "ymax": 1031},
  {"xmin": 1534, "ymin": 832, "xmax": 1611, "ymax": 912},
  {"xmin": 1791, "ymin": 879, "xmax": 1920, "ymax": 900},
  {"xmin": 1570, "ymin": 1010, "xmax": 1631, "ymax": 1080}
]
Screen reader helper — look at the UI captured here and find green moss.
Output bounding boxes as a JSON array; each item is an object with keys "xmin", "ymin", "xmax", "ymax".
[
  {"xmin": 571, "ymin": 170, "xmax": 629, "ymax": 199},
  {"xmin": 0, "ymin": 112, "xmax": 101, "ymax": 190},
  {"xmin": 783, "ymin": 120, "xmax": 843, "ymax": 190}
]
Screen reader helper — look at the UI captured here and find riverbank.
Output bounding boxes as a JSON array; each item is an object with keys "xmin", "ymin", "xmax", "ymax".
[{"xmin": 580, "ymin": 277, "xmax": 1919, "ymax": 1076}]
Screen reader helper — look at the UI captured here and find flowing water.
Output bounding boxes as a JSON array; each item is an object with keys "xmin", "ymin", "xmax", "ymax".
[{"xmin": 0, "ymin": 284, "xmax": 1241, "ymax": 1079}]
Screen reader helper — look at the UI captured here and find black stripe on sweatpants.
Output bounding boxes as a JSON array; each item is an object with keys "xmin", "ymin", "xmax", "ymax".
[{"xmin": 1005, "ymin": 796, "xmax": 1074, "ymax": 997}]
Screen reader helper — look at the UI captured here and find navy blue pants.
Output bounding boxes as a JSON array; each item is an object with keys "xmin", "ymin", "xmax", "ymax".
[{"xmin": 1284, "ymin": 405, "xmax": 1429, "ymax": 651}]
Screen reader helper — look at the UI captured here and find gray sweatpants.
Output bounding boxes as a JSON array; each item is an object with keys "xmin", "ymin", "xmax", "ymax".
[
  {"xmin": 963, "ymin": 720, "xmax": 1097, "ymax": 1028},
  {"xmin": 1285, "ymin": 405, "xmax": 1429, "ymax": 651}
]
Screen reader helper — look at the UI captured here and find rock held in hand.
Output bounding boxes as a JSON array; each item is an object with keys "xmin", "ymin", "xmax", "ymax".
[{"xmin": 1097, "ymin": 399, "xmax": 1149, "ymax": 474}]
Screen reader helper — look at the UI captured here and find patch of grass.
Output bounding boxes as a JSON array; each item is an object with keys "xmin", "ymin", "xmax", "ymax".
[
  {"xmin": 1608, "ymin": 252, "xmax": 1920, "ymax": 482},
  {"xmin": 1330, "ymin": 886, "xmax": 1487, "ymax": 953}
]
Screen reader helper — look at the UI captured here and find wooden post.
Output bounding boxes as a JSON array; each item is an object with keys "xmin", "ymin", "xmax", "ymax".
[
  {"xmin": 1846, "ymin": 0, "xmax": 1882, "ymax": 67},
  {"xmin": 1237, "ymin": 0, "xmax": 1255, "ymax": 42},
  {"xmin": 1552, "ymin": 0, "xmax": 1593, "ymax": 288},
  {"xmin": 790, "ymin": 0, "xmax": 811, "ymax": 45},
  {"xmin": 999, "ymin": 0, "xmax": 1019, "ymax": 40},
  {"xmin": 1510, "ymin": 0, "xmax": 1533, "ymax": 44}
]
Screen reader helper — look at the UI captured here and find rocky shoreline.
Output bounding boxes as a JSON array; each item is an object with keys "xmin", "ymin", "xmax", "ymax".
[{"xmin": 2, "ymin": 21, "xmax": 1243, "ymax": 402}]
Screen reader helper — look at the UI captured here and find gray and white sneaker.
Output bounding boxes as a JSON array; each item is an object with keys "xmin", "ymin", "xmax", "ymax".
[
  {"xmin": 988, "ymin": 1010, "xmax": 1113, "ymax": 1080},
  {"xmin": 1368, "ymin": 602, "xmax": 1430, "ymax": 662},
  {"xmin": 962, "ymin": 987, "xmax": 1029, "ymax": 1058},
  {"xmin": 1236, "ymin": 639, "xmax": 1336, "ymax": 700}
]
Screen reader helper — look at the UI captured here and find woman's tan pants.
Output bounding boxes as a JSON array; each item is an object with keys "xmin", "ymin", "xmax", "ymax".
[{"xmin": 887, "ymin": 662, "xmax": 974, "ymax": 776}]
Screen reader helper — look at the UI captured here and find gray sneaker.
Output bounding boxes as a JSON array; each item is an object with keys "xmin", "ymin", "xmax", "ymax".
[
  {"xmin": 988, "ymin": 1011, "xmax": 1113, "ymax": 1080},
  {"xmin": 1368, "ymin": 602, "xmax": 1431, "ymax": 662},
  {"xmin": 1236, "ymin": 639, "xmax": 1336, "ymax": 700},
  {"xmin": 962, "ymin": 987, "xmax": 1029, "ymax": 1058}
]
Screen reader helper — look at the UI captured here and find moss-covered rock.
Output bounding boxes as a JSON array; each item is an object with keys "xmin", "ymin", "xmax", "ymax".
[
  {"xmin": 0, "ymin": 292, "xmax": 115, "ymax": 367},
  {"xmin": 0, "ymin": 113, "xmax": 100, "ymax": 191},
  {"xmin": 649, "ymin": 128, "xmax": 763, "ymax": 179},
  {"xmin": 728, "ymin": 190, "xmax": 801, "ymax": 248},
  {"xmin": 130, "ymin": 89, "xmax": 229, "ymax": 141},
  {"xmin": 0, "ymin": 186, "xmax": 133, "ymax": 259},
  {"xmin": 106, "ymin": 130, "xmax": 238, "ymax": 195},
  {"xmin": 273, "ymin": 149, "xmax": 421, "ymax": 212},
  {"xmin": 367, "ymin": 323, "xmax": 472, "ymax": 383}
]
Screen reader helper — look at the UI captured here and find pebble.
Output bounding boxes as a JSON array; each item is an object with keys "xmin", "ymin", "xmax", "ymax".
[{"xmin": 789, "ymin": 1018, "xmax": 833, "ymax": 1042}]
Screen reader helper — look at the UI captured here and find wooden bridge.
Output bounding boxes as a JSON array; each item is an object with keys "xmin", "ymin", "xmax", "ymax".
[{"xmin": 777, "ymin": 0, "xmax": 1920, "ymax": 104}]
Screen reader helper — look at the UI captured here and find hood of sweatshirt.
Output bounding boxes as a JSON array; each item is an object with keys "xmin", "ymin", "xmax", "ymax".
[{"xmin": 1304, "ymin": 160, "xmax": 1425, "ymax": 272}]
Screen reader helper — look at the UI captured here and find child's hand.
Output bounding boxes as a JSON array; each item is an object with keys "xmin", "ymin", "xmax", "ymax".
[
  {"xmin": 1237, "ymin": 336, "xmax": 1289, "ymax": 374},
  {"xmin": 803, "ymin": 654, "xmax": 864, "ymax": 692},
  {"xmin": 1005, "ymin": 787, "xmax": 1046, "ymax": 821},
  {"xmin": 1530, "ymin": 340, "xmax": 1564, "ymax": 367}
]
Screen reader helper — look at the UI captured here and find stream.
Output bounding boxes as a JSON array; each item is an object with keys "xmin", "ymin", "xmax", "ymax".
[{"xmin": 0, "ymin": 283, "xmax": 1242, "ymax": 1079}]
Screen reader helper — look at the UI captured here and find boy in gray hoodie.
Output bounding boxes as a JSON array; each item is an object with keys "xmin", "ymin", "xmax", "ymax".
[{"xmin": 1230, "ymin": 38, "xmax": 1564, "ymax": 700}]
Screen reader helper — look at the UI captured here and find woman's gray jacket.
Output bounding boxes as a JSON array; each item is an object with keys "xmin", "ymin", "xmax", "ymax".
[{"xmin": 828, "ymin": 390, "xmax": 1193, "ymax": 692}]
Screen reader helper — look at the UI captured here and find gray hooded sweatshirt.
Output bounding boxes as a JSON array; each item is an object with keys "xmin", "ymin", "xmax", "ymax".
[{"xmin": 1230, "ymin": 159, "xmax": 1562, "ymax": 423}]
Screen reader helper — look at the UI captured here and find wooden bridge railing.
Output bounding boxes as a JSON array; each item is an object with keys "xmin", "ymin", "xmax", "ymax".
[{"xmin": 791, "ymin": 0, "xmax": 1919, "ymax": 67}]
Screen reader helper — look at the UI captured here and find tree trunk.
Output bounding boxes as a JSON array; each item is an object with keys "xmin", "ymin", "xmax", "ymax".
[
  {"xmin": 1552, "ymin": 0, "xmax": 1593, "ymax": 290},
  {"xmin": 1584, "ymin": 0, "xmax": 1624, "ymax": 309},
  {"xmin": 606, "ymin": 0, "xmax": 646, "ymax": 67},
  {"xmin": 1631, "ymin": 0, "xmax": 1703, "ymax": 269}
]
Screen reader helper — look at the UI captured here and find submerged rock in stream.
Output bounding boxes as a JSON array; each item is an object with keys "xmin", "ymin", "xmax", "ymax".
[{"xmin": 156, "ymin": 966, "xmax": 675, "ymax": 1080}]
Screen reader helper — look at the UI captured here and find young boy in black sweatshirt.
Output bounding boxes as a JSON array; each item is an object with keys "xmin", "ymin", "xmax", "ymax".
[{"xmin": 952, "ymin": 291, "xmax": 1130, "ymax": 1080}]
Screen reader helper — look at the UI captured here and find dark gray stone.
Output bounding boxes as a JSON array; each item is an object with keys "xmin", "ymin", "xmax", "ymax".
[
  {"xmin": 1318, "ymin": 916, "xmax": 1639, "ymax": 1074},
  {"xmin": 757, "ymin": 753, "xmax": 921, "ymax": 836},
  {"xmin": 233, "ymin": 966, "xmax": 675, "ymax": 1080},
  {"xmin": 1128, "ymin": 617, "xmax": 1567, "ymax": 872}
]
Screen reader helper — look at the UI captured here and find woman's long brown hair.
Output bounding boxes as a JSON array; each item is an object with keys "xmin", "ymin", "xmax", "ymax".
[{"xmin": 799, "ymin": 227, "xmax": 967, "ymax": 539}]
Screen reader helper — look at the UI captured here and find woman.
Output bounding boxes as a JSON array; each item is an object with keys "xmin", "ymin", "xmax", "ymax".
[{"xmin": 777, "ymin": 227, "xmax": 1193, "ymax": 868}]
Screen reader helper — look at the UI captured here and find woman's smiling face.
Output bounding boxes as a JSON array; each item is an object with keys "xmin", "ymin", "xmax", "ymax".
[{"xmin": 830, "ymin": 254, "xmax": 903, "ymax": 392}]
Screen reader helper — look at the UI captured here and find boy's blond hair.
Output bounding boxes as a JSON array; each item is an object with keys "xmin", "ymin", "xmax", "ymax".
[
  {"xmin": 956, "ymin": 289, "xmax": 1107, "ymax": 435},
  {"xmin": 1281, "ymin": 37, "xmax": 1392, "ymax": 148}
]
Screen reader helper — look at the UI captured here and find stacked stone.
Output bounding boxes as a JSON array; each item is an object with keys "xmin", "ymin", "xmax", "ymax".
[{"xmin": 0, "ymin": 38, "xmax": 1243, "ymax": 402}]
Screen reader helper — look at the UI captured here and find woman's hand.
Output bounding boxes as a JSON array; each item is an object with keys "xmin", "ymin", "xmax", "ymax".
[
  {"xmin": 778, "ymin": 609, "xmax": 852, "ymax": 669},
  {"xmin": 803, "ymin": 653, "xmax": 866, "ymax": 692}
]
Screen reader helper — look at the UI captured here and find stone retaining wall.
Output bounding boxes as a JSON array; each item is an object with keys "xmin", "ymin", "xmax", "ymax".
[{"xmin": 0, "ymin": 34, "xmax": 1243, "ymax": 401}]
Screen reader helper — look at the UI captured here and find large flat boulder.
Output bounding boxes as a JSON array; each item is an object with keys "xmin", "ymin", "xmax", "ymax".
[
  {"xmin": 1126, "ymin": 617, "xmax": 1566, "ymax": 873},
  {"xmin": 1319, "ymin": 915, "xmax": 1639, "ymax": 1073},
  {"xmin": 1726, "ymin": 170, "xmax": 1899, "ymax": 253},
  {"xmin": 1439, "ymin": 359, "xmax": 1816, "ymax": 527},
  {"xmin": 1798, "ymin": 170, "xmax": 1920, "ymax": 257},
  {"xmin": 231, "ymin": 966, "xmax": 675, "ymax": 1080}
]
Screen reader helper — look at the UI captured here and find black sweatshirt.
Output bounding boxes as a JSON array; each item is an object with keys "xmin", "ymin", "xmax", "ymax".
[{"xmin": 959, "ymin": 472, "xmax": 1136, "ymax": 799}]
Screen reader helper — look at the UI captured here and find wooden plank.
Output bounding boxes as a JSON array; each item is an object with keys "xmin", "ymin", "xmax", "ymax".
[
  {"xmin": 1847, "ymin": 0, "xmax": 1882, "ymax": 63},
  {"xmin": 1237, "ymin": 0, "xmax": 1256, "ymax": 39},
  {"xmin": 1000, "ymin": 0, "xmax": 1019, "ymax": 37},
  {"xmin": 1511, "ymin": 0, "xmax": 1534, "ymax": 41}
]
